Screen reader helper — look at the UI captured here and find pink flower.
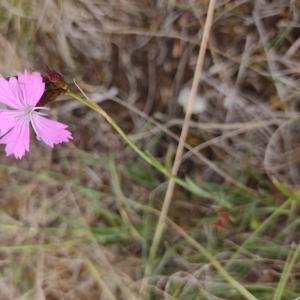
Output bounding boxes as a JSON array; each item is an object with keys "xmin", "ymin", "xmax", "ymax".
[{"xmin": 0, "ymin": 70, "xmax": 72, "ymax": 159}]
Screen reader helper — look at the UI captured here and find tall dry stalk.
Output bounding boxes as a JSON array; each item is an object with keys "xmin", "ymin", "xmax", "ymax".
[{"xmin": 149, "ymin": 0, "xmax": 217, "ymax": 261}]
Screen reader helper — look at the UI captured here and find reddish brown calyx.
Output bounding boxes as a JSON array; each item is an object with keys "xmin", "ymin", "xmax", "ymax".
[{"xmin": 38, "ymin": 68, "xmax": 68, "ymax": 106}]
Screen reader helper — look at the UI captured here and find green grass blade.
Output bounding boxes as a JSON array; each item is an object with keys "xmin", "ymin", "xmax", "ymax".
[{"xmin": 272, "ymin": 243, "xmax": 300, "ymax": 300}]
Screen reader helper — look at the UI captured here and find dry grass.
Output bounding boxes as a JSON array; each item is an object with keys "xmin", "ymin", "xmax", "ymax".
[{"xmin": 0, "ymin": 0, "xmax": 300, "ymax": 299}]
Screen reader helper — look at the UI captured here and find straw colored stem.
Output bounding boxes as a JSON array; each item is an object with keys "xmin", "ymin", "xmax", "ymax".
[{"xmin": 148, "ymin": 0, "xmax": 216, "ymax": 262}]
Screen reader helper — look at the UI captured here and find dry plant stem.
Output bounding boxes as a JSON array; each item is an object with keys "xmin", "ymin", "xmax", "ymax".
[
  {"xmin": 149, "ymin": 0, "xmax": 216, "ymax": 262},
  {"xmin": 81, "ymin": 255, "xmax": 118, "ymax": 300}
]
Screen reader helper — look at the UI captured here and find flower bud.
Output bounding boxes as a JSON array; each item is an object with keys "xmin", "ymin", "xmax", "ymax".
[{"xmin": 38, "ymin": 68, "xmax": 68, "ymax": 106}]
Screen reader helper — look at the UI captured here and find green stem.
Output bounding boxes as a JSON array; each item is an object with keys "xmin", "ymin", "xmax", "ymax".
[
  {"xmin": 67, "ymin": 89, "xmax": 258, "ymax": 300},
  {"xmin": 66, "ymin": 90, "xmax": 170, "ymax": 176},
  {"xmin": 272, "ymin": 242, "xmax": 300, "ymax": 300},
  {"xmin": 66, "ymin": 90, "xmax": 217, "ymax": 200}
]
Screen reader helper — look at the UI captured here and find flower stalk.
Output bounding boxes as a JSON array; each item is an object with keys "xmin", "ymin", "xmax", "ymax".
[{"xmin": 65, "ymin": 89, "xmax": 171, "ymax": 177}]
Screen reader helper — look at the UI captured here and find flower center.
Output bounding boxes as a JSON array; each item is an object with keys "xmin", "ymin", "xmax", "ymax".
[
  {"xmin": 23, "ymin": 106, "xmax": 35, "ymax": 116},
  {"xmin": 21, "ymin": 106, "xmax": 50, "ymax": 123}
]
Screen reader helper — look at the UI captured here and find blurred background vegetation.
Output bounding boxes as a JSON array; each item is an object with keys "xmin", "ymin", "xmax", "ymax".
[{"xmin": 0, "ymin": 0, "xmax": 300, "ymax": 299}]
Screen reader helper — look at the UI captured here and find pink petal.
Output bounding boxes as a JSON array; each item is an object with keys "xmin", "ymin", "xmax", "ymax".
[
  {"xmin": 0, "ymin": 117, "xmax": 30, "ymax": 159},
  {"xmin": 8, "ymin": 76, "xmax": 26, "ymax": 106},
  {"xmin": 17, "ymin": 70, "xmax": 45, "ymax": 106},
  {"xmin": 31, "ymin": 114, "xmax": 72, "ymax": 147},
  {"xmin": 0, "ymin": 109, "xmax": 20, "ymax": 136},
  {"xmin": 0, "ymin": 76, "xmax": 23, "ymax": 109}
]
